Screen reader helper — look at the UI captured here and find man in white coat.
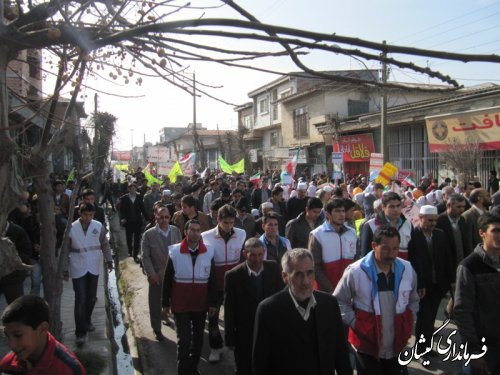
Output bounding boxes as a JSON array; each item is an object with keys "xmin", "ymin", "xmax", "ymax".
[{"xmin": 64, "ymin": 203, "xmax": 113, "ymax": 346}]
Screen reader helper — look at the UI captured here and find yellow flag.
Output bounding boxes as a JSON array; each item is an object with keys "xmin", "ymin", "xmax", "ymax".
[
  {"xmin": 218, "ymin": 156, "xmax": 244, "ymax": 174},
  {"xmin": 168, "ymin": 161, "xmax": 183, "ymax": 183},
  {"xmin": 143, "ymin": 167, "xmax": 162, "ymax": 187},
  {"xmin": 230, "ymin": 159, "xmax": 245, "ymax": 174}
]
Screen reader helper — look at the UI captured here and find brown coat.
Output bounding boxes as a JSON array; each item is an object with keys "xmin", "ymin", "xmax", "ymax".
[{"xmin": 172, "ymin": 210, "xmax": 211, "ymax": 236}]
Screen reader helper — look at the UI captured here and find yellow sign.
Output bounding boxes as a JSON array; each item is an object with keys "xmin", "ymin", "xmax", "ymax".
[
  {"xmin": 375, "ymin": 162, "xmax": 398, "ymax": 186},
  {"xmin": 425, "ymin": 106, "xmax": 500, "ymax": 152}
]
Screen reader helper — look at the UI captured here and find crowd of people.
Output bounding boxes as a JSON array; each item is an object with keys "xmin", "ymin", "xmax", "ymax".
[{"xmin": 1, "ymin": 166, "xmax": 500, "ymax": 375}]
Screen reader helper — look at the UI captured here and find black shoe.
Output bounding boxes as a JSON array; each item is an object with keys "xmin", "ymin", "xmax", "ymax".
[
  {"xmin": 133, "ymin": 256, "xmax": 140, "ymax": 263},
  {"xmin": 87, "ymin": 323, "xmax": 96, "ymax": 332},
  {"xmin": 154, "ymin": 331, "xmax": 166, "ymax": 342}
]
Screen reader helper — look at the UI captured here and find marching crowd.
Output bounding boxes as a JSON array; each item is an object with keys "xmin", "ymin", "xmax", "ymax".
[{"xmin": 1, "ymin": 168, "xmax": 500, "ymax": 375}]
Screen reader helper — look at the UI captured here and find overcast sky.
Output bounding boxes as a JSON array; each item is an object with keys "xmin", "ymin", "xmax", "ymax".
[{"xmin": 64, "ymin": 0, "xmax": 500, "ymax": 150}]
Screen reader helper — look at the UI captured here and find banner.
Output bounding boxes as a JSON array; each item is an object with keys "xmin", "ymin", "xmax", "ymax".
[
  {"xmin": 179, "ymin": 152, "xmax": 196, "ymax": 176},
  {"xmin": 426, "ymin": 106, "xmax": 500, "ymax": 152},
  {"xmin": 112, "ymin": 150, "xmax": 131, "ymax": 161},
  {"xmin": 369, "ymin": 153, "xmax": 384, "ymax": 174},
  {"xmin": 147, "ymin": 147, "xmax": 169, "ymax": 163},
  {"xmin": 375, "ymin": 162, "xmax": 398, "ymax": 186},
  {"xmin": 143, "ymin": 164, "xmax": 163, "ymax": 187},
  {"xmin": 218, "ymin": 156, "xmax": 245, "ymax": 174},
  {"xmin": 333, "ymin": 133, "xmax": 375, "ymax": 162}
]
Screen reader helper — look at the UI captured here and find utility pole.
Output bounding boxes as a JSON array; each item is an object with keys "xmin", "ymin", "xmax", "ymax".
[{"xmin": 380, "ymin": 40, "xmax": 389, "ymax": 163}]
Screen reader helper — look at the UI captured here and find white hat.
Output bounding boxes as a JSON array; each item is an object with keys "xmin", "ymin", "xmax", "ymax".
[
  {"xmin": 261, "ymin": 202, "xmax": 273, "ymax": 209},
  {"xmin": 419, "ymin": 205, "xmax": 438, "ymax": 215},
  {"xmin": 297, "ymin": 182, "xmax": 307, "ymax": 190},
  {"xmin": 162, "ymin": 189, "xmax": 172, "ymax": 196},
  {"xmin": 251, "ymin": 209, "xmax": 260, "ymax": 218}
]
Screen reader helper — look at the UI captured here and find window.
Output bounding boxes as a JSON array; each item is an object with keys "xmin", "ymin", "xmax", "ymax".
[
  {"xmin": 272, "ymin": 104, "xmax": 278, "ymax": 121},
  {"xmin": 270, "ymin": 131, "xmax": 278, "ymax": 146},
  {"xmin": 293, "ymin": 107, "xmax": 309, "ymax": 139},
  {"xmin": 280, "ymin": 88, "xmax": 292, "ymax": 98},
  {"xmin": 243, "ymin": 115, "xmax": 253, "ymax": 130},
  {"xmin": 259, "ymin": 97, "xmax": 269, "ymax": 114},
  {"xmin": 348, "ymin": 99, "xmax": 369, "ymax": 116}
]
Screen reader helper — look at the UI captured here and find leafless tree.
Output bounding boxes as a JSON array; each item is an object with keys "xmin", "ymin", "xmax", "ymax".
[{"xmin": 439, "ymin": 136, "xmax": 482, "ymax": 185}]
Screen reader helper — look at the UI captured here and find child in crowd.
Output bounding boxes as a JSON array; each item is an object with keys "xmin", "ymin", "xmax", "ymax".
[{"xmin": 0, "ymin": 295, "xmax": 85, "ymax": 374}]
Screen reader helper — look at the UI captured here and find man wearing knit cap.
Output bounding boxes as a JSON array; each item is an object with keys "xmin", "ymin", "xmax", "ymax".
[
  {"xmin": 286, "ymin": 181, "xmax": 309, "ymax": 222},
  {"xmin": 408, "ymin": 205, "xmax": 453, "ymax": 362}
]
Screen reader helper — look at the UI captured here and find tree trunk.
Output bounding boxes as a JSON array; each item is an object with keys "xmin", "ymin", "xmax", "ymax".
[{"xmin": 32, "ymin": 157, "xmax": 64, "ymax": 339}]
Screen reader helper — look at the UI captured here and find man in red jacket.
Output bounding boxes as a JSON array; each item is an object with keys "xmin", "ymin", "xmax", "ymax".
[{"xmin": 162, "ymin": 219, "xmax": 217, "ymax": 375}]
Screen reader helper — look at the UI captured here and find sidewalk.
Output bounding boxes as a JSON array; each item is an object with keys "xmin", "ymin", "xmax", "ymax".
[{"xmin": 0, "ymin": 254, "xmax": 113, "ymax": 375}]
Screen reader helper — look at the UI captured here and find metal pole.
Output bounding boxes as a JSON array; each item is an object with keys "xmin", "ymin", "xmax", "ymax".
[{"xmin": 381, "ymin": 40, "xmax": 388, "ymax": 163}]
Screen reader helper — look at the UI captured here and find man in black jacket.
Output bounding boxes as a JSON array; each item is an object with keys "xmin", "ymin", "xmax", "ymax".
[
  {"xmin": 252, "ymin": 248, "xmax": 352, "ymax": 375},
  {"xmin": 251, "ymin": 178, "xmax": 271, "ymax": 210},
  {"xmin": 224, "ymin": 238, "xmax": 283, "ymax": 375},
  {"xmin": 285, "ymin": 197, "xmax": 323, "ymax": 248},
  {"xmin": 119, "ymin": 183, "xmax": 145, "ymax": 261},
  {"xmin": 454, "ymin": 213, "xmax": 500, "ymax": 375},
  {"xmin": 408, "ymin": 205, "xmax": 453, "ymax": 360}
]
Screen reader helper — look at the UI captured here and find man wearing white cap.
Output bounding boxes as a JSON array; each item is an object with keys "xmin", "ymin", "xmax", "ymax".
[
  {"xmin": 286, "ymin": 181, "xmax": 309, "ymax": 222},
  {"xmin": 408, "ymin": 205, "xmax": 453, "ymax": 361},
  {"xmin": 160, "ymin": 189, "xmax": 172, "ymax": 205}
]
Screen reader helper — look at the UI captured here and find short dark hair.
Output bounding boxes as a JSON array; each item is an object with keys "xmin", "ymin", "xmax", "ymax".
[
  {"xmin": 1, "ymin": 295, "xmax": 49, "ymax": 329},
  {"xmin": 324, "ymin": 199, "xmax": 345, "ymax": 214},
  {"xmin": 372, "ymin": 224, "xmax": 400, "ymax": 245},
  {"xmin": 306, "ymin": 197, "xmax": 323, "ymax": 210},
  {"xmin": 210, "ymin": 199, "xmax": 224, "ymax": 212},
  {"xmin": 381, "ymin": 192, "xmax": 401, "ymax": 206},
  {"xmin": 184, "ymin": 219, "xmax": 200, "ymax": 231},
  {"xmin": 81, "ymin": 188, "xmax": 96, "ymax": 198},
  {"xmin": 231, "ymin": 188, "xmax": 244, "ymax": 196},
  {"xmin": 218, "ymin": 204, "xmax": 237, "ymax": 220},
  {"xmin": 469, "ymin": 188, "xmax": 484, "ymax": 204},
  {"xmin": 272, "ymin": 186, "xmax": 284, "ymax": 196},
  {"xmin": 262, "ymin": 211, "xmax": 280, "ymax": 225},
  {"xmin": 342, "ymin": 198, "xmax": 356, "ymax": 211},
  {"xmin": 181, "ymin": 195, "xmax": 197, "ymax": 208},
  {"xmin": 374, "ymin": 183, "xmax": 384, "ymax": 190},
  {"xmin": 478, "ymin": 213, "xmax": 500, "ymax": 233},
  {"xmin": 447, "ymin": 193, "xmax": 466, "ymax": 205},
  {"xmin": 78, "ymin": 202, "xmax": 96, "ymax": 213}
]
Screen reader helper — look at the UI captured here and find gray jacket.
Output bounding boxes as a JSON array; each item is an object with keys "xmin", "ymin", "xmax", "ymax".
[{"xmin": 141, "ymin": 224, "xmax": 182, "ymax": 279}]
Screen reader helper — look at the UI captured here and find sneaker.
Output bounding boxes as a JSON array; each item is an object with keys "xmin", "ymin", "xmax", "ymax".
[
  {"xmin": 87, "ymin": 323, "xmax": 96, "ymax": 332},
  {"xmin": 208, "ymin": 348, "xmax": 223, "ymax": 363},
  {"xmin": 76, "ymin": 335, "xmax": 86, "ymax": 347}
]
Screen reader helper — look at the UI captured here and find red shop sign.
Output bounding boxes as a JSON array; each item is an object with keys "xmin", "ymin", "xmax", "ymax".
[{"xmin": 333, "ymin": 133, "xmax": 375, "ymax": 162}]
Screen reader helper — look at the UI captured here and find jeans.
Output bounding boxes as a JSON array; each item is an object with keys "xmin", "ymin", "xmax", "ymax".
[
  {"xmin": 208, "ymin": 291, "xmax": 224, "ymax": 349},
  {"xmin": 72, "ymin": 272, "xmax": 99, "ymax": 337},
  {"xmin": 174, "ymin": 311, "xmax": 207, "ymax": 375},
  {"xmin": 30, "ymin": 260, "xmax": 42, "ymax": 296}
]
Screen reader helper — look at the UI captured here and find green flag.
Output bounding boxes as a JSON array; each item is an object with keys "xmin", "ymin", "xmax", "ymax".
[
  {"xmin": 66, "ymin": 168, "xmax": 75, "ymax": 185},
  {"xmin": 169, "ymin": 161, "xmax": 183, "ymax": 183},
  {"xmin": 143, "ymin": 167, "xmax": 163, "ymax": 187},
  {"xmin": 218, "ymin": 156, "xmax": 244, "ymax": 174}
]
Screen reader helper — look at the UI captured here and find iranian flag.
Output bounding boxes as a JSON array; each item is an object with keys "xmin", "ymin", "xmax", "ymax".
[
  {"xmin": 179, "ymin": 152, "xmax": 196, "ymax": 176},
  {"xmin": 249, "ymin": 173, "xmax": 261, "ymax": 185},
  {"xmin": 286, "ymin": 149, "xmax": 300, "ymax": 177}
]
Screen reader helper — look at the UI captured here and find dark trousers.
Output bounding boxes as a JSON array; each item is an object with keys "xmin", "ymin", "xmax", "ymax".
[
  {"xmin": 415, "ymin": 285, "xmax": 445, "ymax": 343},
  {"xmin": 208, "ymin": 291, "xmax": 224, "ymax": 349},
  {"xmin": 125, "ymin": 223, "xmax": 142, "ymax": 257},
  {"xmin": 72, "ymin": 272, "xmax": 99, "ymax": 337},
  {"xmin": 148, "ymin": 280, "xmax": 162, "ymax": 333},
  {"xmin": 174, "ymin": 311, "xmax": 207, "ymax": 375},
  {"xmin": 0, "ymin": 281, "xmax": 24, "ymax": 305},
  {"xmin": 234, "ymin": 347, "xmax": 252, "ymax": 375},
  {"xmin": 355, "ymin": 351, "xmax": 402, "ymax": 375}
]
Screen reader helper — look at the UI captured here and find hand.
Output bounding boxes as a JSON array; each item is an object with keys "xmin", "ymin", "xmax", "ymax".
[
  {"xmin": 106, "ymin": 261, "xmax": 114, "ymax": 272},
  {"xmin": 470, "ymin": 358, "xmax": 490, "ymax": 375},
  {"xmin": 161, "ymin": 307, "xmax": 171, "ymax": 320},
  {"xmin": 418, "ymin": 288, "xmax": 426, "ymax": 299},
  {"xmin": 208, "ymin": 307, "xmax": 217, "ymax": 318},
  {"xmin": 63, "ymin": 271, "xmax": 69, "ymax": 282},
  {"xmin": 120, "ymin": 219, "xmax": 127, "ymax": 225},
  {"xmin": 149, "ymin": 273, "xmax": 160, "ymax": 285}
]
